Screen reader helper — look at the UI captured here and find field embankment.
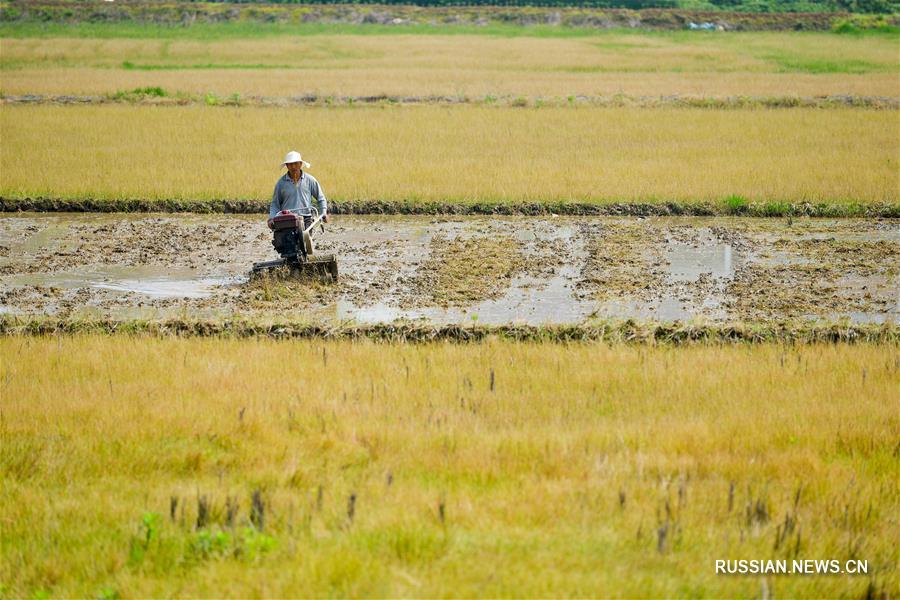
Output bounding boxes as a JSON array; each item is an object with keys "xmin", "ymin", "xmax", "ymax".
[
  {"xmin": 4, "ymin": 2, "xmax": 897, "ymax": 33},
  {"xmin": 1, "ymin": 336, "xmax": 897, "ymax": 597},
  {"xmin": 4, "ymin": 94, "xmax": 900, "ymax": 110},
  {"xmin": 2, "ymin": 105, "xmax": 897, "ymax": 207},
  {"xmin": 4, "ymin": 197, "xmax": 897, "ymax": 217},
  {"xmin": 3, "ymin": 315, "xmax": 899, "ymax": 343}
]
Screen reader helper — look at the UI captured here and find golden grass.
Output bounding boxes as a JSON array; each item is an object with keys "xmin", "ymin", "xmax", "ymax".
[
  {"xmin": 1, "ymin": 104, "xmax": 897, "ymax": 204},
  {"xmin": 1, "ymin": 336, "xmax": 898, "ymax": 597},
  {"xmin": 1, "ymin": 33, "xmax": 898, "ymax": 97}
]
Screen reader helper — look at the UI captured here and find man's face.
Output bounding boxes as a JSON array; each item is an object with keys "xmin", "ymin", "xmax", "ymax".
[{"xmin": 286, "ymin": 161, "xmax": 302, "ymax": 180}]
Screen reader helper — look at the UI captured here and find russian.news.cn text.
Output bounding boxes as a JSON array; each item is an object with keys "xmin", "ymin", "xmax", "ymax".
[{"xmin": 716, "ymin": 560, "xmax": 868, "ymax": 575}]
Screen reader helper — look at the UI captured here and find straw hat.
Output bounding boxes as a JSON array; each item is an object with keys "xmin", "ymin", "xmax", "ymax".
[{"xmin": 281, "ymin": 150, "xmax": 311, "ymax": 169}]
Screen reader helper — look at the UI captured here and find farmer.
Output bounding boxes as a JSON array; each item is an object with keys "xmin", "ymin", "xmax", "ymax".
[{"xmin": 268, "ymin": 150, "xmax": 328, "ymax": 231}]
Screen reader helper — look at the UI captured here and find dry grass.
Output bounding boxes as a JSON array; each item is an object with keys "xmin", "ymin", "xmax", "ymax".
[
  {"xmin": 1, "ymin": 33, "xmax": 898, "ymax": 98},
  {"xmin": 2, "ymin": 104, "xmax": 897, "ymax": 204},
  {"xmin": 1, "ymin": 336, "xmax": 898, "ymax": 597}
]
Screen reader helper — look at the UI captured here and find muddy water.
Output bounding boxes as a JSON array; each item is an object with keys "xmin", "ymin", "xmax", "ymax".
[{"xmin": 0, "ymin": 213, "xmax": 897, "ymax": 324}]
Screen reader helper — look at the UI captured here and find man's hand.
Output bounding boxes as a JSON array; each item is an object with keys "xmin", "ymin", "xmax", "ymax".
[
  {"xmin": 322, "ymin": 214, "xmax": 329, "ymax": 224},
  {"xmin": 267, "ymin": 218, "xmax": 274, "ymax": 229}
]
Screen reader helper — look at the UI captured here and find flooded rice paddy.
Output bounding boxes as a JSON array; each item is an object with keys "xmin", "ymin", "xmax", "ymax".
[{"xmin": 0, "ymin": 213, "xmax": 897, "ymax": 324}]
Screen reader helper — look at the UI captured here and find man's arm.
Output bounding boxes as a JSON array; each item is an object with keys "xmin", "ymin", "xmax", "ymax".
[
  {"xmin": 268, "ymin": 182, "xmax": 281, "ymax": 226},
  {"xmin": 312, "ymin": 178, "xmax": 328, "ymax": 222}
]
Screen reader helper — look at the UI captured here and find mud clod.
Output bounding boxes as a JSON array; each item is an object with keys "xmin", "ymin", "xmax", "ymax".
[{"xmin": 414, "ymin": 235, "xmax": 524, "ymax": 307}]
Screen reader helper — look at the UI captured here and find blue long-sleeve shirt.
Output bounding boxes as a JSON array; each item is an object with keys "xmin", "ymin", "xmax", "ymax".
[{"xmin": 269, "ymin": 172, "xmax": 327, "ymax": 219}]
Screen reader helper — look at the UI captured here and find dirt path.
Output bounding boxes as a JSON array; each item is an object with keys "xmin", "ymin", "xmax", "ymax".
[{"xmin": 1, "ymin": 214, "xmax": 896, "ymax": 324}]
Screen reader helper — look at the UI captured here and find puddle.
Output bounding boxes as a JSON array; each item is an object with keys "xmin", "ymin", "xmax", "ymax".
[
  {"xmin": 592, "ymin": 297, "xmax": 695, "ymax": 322},
  {"xmin": 665, "ymin": 242, "xmax": 736, "ymax": 282},
  {"xmin": 93, "ymin": 276, "xmax": 242, "ymax": 299},
  {"xmin": 335, "ymin": 272, "xmax": 594, "ymax": 325},
  {"xmin": 8, "ymin": 266, "xmax": 244, "ymax": 299}
]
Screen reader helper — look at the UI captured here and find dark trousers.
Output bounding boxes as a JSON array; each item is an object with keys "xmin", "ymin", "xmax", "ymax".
[{"xmin": 302, "ymin": 215, "xmax": 313, "ymax": 233}]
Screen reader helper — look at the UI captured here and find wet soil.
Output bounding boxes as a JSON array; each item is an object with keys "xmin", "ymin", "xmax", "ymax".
[{"xmin": 0, "ymin": 214, "xmax": 896, "ymax": 325}]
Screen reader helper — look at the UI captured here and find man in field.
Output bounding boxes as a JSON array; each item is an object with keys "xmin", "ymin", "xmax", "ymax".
[{"xmin": 268, "ymin": 150, "xmax": 328, "ymax": 231}]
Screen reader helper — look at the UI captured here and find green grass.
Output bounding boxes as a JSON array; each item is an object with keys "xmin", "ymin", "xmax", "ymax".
[
  {"xmin": 724, "ymin": 194, "xmax": 750, "ymax": 214},
  {"xmin": 108, "ymin": 86, "xmax": 169, "ymax": 100},
  {"xmin": 763, "ymin": 54, "xmax": 890, "ymax": 74}
]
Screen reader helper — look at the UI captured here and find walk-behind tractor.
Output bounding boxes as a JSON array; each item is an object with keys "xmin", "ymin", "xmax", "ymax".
[{"xmin": 251, "ymin": 208, "xmax": 338, "ymax": 280}]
